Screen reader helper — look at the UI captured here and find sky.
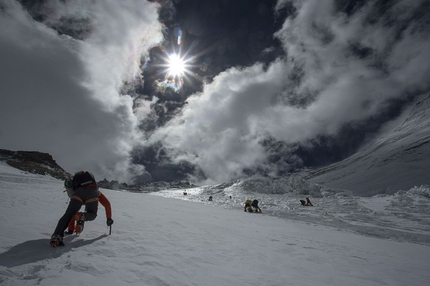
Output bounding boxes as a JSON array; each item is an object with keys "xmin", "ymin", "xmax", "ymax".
[
  {"xmin": 0, "ymin": 161, "xmax": 430, "ymax": 285},
  {"xmin": 0, "ymin": 0, "xmax": 429, "ymax": 184},
  {"xmin": 0, "ymin": 0, "xmax": 163, "ymax": 182}
]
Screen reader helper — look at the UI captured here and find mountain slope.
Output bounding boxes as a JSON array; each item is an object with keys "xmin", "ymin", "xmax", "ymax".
[
  {"xmin": 1, "ymin": 162, "xmax": 429, "ymax": 286},
  {"xmin": 302, "ymin": 95, "xmax": 430, "ymax": 196}
]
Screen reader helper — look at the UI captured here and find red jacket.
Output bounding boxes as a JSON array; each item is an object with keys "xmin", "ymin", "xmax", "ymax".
[{"xmin": 67, "ymin": 191, "xmax": 112, "ymax": 231}]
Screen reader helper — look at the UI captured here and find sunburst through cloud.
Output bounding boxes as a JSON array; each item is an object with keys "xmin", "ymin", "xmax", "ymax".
[
  {"xmin": 167, "ymin": 53, "xmax": 186, "ymax": 77},
  {"xmin": 157, "ymin": 52, "xmax": 195, "ymax": 92}
]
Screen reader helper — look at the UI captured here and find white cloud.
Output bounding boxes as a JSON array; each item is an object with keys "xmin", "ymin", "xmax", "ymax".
[
  {"xmin": 1, "ymin": 0, "xmax": 429, "ymax": 184},
  {"xmin": 149, "ymin": 0, "xmax": 430, "ymax": 183},
  {"xmin": 0, "ymin": 0, "xmax": 163, "ymax": 182}
]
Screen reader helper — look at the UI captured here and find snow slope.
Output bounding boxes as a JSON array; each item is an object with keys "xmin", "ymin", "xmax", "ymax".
[
  {"xmin": 1, "ymin": 162, "xmax": 430, "ymax": 286},
  {"xmin": 155, "ymin": 175, "xmax": 430, "ymax": 246},
  {"xmin": 303, "ymin": 95, "xmax": 430, "ymax": 195}
]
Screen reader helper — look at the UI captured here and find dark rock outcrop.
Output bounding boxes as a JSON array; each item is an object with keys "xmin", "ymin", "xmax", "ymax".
[{"xmin": 0, "ymin": 149, "xmax": 71, "ymax": 180}]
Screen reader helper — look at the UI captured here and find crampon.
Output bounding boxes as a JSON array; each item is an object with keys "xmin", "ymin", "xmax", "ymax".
[
  {"xmin": 50, "ymin": 235, "xmax": 64, "ymax": 247},
  {"xmin": 75, "ymin": 212, "xmax": 85, "ymax": 235}
]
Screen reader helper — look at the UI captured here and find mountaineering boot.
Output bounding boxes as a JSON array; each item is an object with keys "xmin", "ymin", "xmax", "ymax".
[
  {"xmin": 75, "ymin": 212, "xmax": 86, "ymax": 235},
  {"xmin": 50, "ymin": 235, "xmax": 64, "ymax": 247}
]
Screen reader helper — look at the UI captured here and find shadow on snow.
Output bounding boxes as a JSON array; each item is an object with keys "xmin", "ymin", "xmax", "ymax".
[{"xmin": 0, "ymin": 234, "xmax": 108, "ymax": 268}]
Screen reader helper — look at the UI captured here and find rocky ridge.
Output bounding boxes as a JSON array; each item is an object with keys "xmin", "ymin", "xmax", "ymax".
[
  {"xmin": 0, "ymin": 149, "xmax": 71, "ymax": 180},
  {"xmin": 0, "ymin": 149, "xmax": 196, "ymax": 192}
]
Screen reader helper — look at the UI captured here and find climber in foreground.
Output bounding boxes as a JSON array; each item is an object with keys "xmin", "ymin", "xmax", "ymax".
[
  {"xmin": 50, "ymin": 171, "xmax": 113, "ymax": 247},
  {"xmin": 63, "ymin": 178, "xmax": 113, "ymax": 235}
]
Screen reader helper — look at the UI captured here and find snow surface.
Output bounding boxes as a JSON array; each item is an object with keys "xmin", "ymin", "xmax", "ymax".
[
  {"xmin": 1, "ymin": 162, "xmax": 430, "ymax": 286},
  {"xmin": 303, "ymin": 94, "xmax": 430, "ymax": 195}
]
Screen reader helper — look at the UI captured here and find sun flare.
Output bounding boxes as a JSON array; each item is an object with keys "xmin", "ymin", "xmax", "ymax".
[{"xmin": 167, "ymin": 54, "xmax": 186, "ymax": 77}]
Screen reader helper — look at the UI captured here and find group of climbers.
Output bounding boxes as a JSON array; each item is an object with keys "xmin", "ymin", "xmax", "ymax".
[
  {"xmin": 244, "ymin": 199, "xmax": 262, "ymax": 213},
  {"xmin": 207, "ymin": 195, "xmax": 262, "ymax": 213}
]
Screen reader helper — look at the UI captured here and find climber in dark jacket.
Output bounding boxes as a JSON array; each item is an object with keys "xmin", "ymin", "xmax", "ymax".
[
  {"xmin": 251, "ymin": 199, "xmax": 262, "ymax": 213},
  {"xmin": 50, "ymin": 171, "xmax": 100, "ymax": 247}
]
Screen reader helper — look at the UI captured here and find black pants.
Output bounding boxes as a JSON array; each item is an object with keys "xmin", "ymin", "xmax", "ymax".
[{"xmin": 53, "ymin": 187, "xmax": 99, "ymax": 237}]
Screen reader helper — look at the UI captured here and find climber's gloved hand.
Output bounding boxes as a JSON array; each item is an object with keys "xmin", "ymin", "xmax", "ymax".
[{"xmin": 106, "ymin": 218, "xmax": 114, "ymax": 226}]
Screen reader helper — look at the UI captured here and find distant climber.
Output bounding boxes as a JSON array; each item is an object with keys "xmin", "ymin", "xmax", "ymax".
[
  {"xmin": 300, "ymin": 197, "xmax": 313, "ymax": 206},
  {"xmin": 208, "ymin": 196, "xmax": 213, "ymax": 201},
  {"xmin": 251, "ymin": 199, "xmax": 261, "ymax": 213},
  {"xmin": 244, "ymin": 199, "xmax": 253, "ymax": 212}
]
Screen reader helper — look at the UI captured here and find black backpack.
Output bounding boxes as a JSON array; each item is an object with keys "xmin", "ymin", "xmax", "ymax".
[{"xmin": 72, "ymin": 171, "xmax": 97, "ymax": 190}]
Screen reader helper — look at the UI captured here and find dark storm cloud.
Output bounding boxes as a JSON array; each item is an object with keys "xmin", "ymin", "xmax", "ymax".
[
  {"xmin": 0, "ymin": 0, "xmax": 163, "ymax": 181},
  {"xmin": 148, "ymin": 0, "xmax": 430, "ymax": 184},
  {"xmin": 2, "ymin": 0, "xmax": 429, "ymax": 185}
]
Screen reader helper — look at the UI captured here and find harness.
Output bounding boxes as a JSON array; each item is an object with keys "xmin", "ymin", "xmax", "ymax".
[
  {"xmin": 71, "ymin": 196, "xmax": 100, "ymax": 204},
  {"xmin": 70, "ymin": 183, "xmax": 100, "ymax": 204}
]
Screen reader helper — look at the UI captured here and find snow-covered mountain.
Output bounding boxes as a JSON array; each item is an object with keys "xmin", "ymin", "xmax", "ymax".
[
  {"xmin": 301, "ymin": 94, "xmax": 430, "ymax": 196},
  {"xmin": 0, "ymin": 162, "xmax": 429, "ymax": 286}
]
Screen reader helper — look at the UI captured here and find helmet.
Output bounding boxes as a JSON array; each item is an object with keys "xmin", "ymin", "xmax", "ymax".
[{"xmin": 64, "ymin": 178, "xmax": 73, "ymax": 190}]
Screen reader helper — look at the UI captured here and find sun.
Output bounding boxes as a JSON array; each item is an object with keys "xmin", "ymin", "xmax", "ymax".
[
  {"xmin": 167, "ymin": 53, "xmax": 186, "ymax": 78},
  {"xmin": 156, "ymin": 51, "xmax": 201, "ymax": 92}
]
